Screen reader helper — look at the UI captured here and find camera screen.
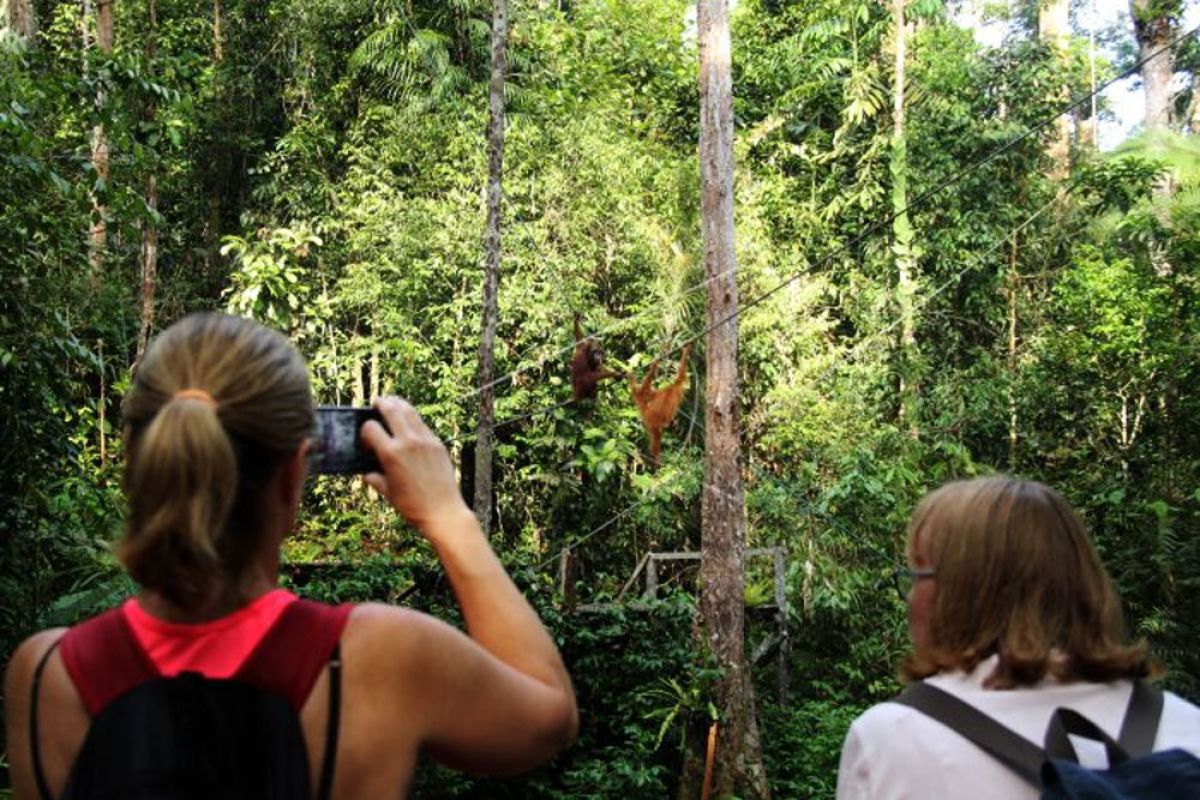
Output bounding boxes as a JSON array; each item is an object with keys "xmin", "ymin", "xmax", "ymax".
[{"xmin": 311, "ymin": 406, "xmax": 382, "ymax": 475}]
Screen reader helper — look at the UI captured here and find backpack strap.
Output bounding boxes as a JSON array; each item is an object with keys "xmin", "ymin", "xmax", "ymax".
[
  {"xmin": 235, "ymin": 599, "xmax": 352, "ymax": 711},
  {"xmin": 893, "ymin": 681, "xmax": 1044, "ymax": 787},
  {"xmin": 1044, "ymin": 708, "xmax": 1130, "ymax": 765},
  {"xmin": 316, "ymin": 643, "xmax": 343, "ymax": 800},
  {"xmin": 59, "ymin": 606, "xmax": 159, "ymax": 716},
  {"xmin": 237, "ymin": 599, "xmax": 352, "ymax": 800},
  {"xmin": 1119, "ymin": 681, "xmax": 1163, "ymax": 756},
  {"xmin": 1044, "ymin": 680, "xmax": 1164, "ymax": 765},
  {"xmin": 29, "ymin": 638, "xmax": 62, "ymax": 800}
]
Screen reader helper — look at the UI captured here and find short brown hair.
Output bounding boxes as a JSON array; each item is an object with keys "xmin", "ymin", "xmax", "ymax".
[
  {"xmin": 117, "ymin": 313, "xmax": 313, "ymax": 611},
  {"xmin": 901, "ymin": 476, "xmax": 1154, "ymax": 687}
]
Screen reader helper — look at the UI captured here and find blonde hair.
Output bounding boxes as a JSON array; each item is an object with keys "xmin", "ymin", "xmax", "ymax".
[
  {"xmin": 118, "ymin": 313, "xmax": 313, "ymax": 611},
  {"xmin": 901, "ymin": 476, "xmax": 1154, "ymax": 687}
]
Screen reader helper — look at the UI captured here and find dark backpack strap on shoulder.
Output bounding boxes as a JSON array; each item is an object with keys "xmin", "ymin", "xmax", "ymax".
[
  {"xmin": 238, "ymin": 600, "xmax": 351, "ymax": 800},
  {"xmin": 1044, "ymin": 707, "xmax": 1131, "ymax": 765},
  {"xmin": 29, "ymin": 638, "xmax": 62, "ymax": 800},
  {"xmin": 316, "ymin": 643, "xmax": 342, "ymax": 800},
  {"xmin": 236, "ymin": 599, "xmax": 352, "ymax": 711},
  {"xmin": 59, "ymin": 606, "xmax": 158, "ymax": 716},
  {"xmin": 893, "ymin": 681, "xmax": 1044, "ymax": 787},
  {"xmin": 1119, "ymin": 681, "xmax": 1164, "ymax": 757}
]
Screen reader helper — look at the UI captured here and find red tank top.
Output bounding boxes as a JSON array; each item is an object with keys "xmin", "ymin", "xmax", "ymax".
[
  {"xmin": 60, "ymin": 594, "xmax": 353, "ymax": 716},
  {"xmin": 122, "ymin": 588, "xmax": 297, "ymax": 678}
]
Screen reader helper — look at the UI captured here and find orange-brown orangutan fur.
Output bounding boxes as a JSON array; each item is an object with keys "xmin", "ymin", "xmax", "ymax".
[
  {"xmin": 629, "ymin": 343, "xmax": 691, "ymax": 467},
  {"xmin": 571, "ymin": 314, "xmax": 623, "ymax": 402}
]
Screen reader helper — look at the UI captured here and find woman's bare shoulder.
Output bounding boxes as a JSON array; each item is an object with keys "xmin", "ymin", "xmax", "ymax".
[
  {"xmin": 341, "ymin": 603, "xmax": 468, "ymax": 671},
  {"xmin": 346, "ymin": 602, "xmax": 457, "ymax": 637},
  {"xmin": 5, "ymin": 628, "xmax": 68, "ymax": 693}
]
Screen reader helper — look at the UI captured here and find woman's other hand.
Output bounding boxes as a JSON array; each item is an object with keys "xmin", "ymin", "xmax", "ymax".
[{"xmin": 360, "ymin": 396, "xmax": 471, "ymax": 534}]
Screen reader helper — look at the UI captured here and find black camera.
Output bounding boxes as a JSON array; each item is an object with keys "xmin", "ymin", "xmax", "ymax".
[{"xmin": 310, "ymin": 406, "xmax": 386, "ymax": 475}]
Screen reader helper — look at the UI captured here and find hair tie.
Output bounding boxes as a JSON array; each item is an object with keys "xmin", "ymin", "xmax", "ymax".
[{"xmin": 173, "ymin": 388, "xmax": 218, "ymax": 408}]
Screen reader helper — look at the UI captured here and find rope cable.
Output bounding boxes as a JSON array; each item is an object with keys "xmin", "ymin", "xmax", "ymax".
[
  {"xmin": 432, "ymin": 23, "xmax": 1198, "ymax": 416},
  {"xmin": 529, "ymin": 184, "xmax": 1078, "ymax": 577},
  {"xmin": 419, "ymin": 26, "xmax": 1196, "ymax": 579}
]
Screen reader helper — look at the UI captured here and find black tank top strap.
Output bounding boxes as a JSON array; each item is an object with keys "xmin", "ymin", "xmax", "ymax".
[
  {"xmin": 30, "ymin": 638, "xmax": 63, "ymax": 800},
  {"xmin": 316, "ymin": 643, "xmax": 342, "ymax": 800}
]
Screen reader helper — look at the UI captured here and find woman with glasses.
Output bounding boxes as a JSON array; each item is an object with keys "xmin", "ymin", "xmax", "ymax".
[{"xmin": 837, "ymin": 476, "xmax": 1200, "ymax": 799}]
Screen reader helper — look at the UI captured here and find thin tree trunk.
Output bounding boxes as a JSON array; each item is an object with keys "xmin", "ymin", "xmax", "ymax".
[
  {"xmin": 890, "ymin": 0, "xmax": 918, "ymax": 436},
  {"xmin": 135, "ymin": 175, "xmax": 158, "ymax": 370},
  {"xmin": 98, "ymin": 338, "xmax": 107, "ymax": 466},
  {"xmin": 1084, "ymin": 0, "xmax": 1099, "ymax": 150},
  {"xmin": 1006, "ymin": 232, "xmax": 1019, "ymax": 471},
  {"xmin": 89, "ymin": 0, "xmax": 114, "ymax": 284},
  {"xmin": 697, "ymin": 1, "xmax": 768, "ymax": 797},
  {"xmin": 212, "ymin": 0, "xmax": 222, "ymax": 62},
  {"xmin": 1039, "ymin": 0, "xmax": 1071, "ymax": 177},
  {"xmin": 474, "ymin": 0, "xmax": 507, "ymax": 537},
  {"xmin": 205, "ymin": 0, "xmax": 224, "ymax": 279},
  {"xmin": 81, "ymin": 0, "xmax": 91, "ymax": 71},
  {"xmin": 1131, "ymin": 0, "xmax": 1175, "ymax": 133},
  {"xmin": 6, "ymin": 0, "xmax": 36, "ymax": 40},
  {"xmin": 134, "ymin": 0, "xmax": 158, "ymax": 373}
]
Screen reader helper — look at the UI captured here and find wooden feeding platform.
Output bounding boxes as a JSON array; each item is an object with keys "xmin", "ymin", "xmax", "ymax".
[{"xmin": 570, "ymin": 546, "xmax": 791, "ymax": 702}]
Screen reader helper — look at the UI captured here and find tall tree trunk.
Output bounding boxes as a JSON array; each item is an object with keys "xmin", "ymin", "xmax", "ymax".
[
  {"xmin": 697, "ymin": 1, "xmax": 769, "ymax": 797},
  {"xmin": 212, "ymin": 0, "xmax": 222, "ymax": 62},
  {"xmin": 1039, "ymin": 0, "xmax": 1071, "ymax": 177},
  {"xmin": 474, "ymin": 0, "xmax": 507, "ymax": 537},
  {"xmin": 1006, "ymin": 232, "xmax": 1019, "ymax": 471},
  {"xmin": 1131, "ymin": 0, "xmax": 1177, "ymax": 132},
  {"xmin": 5, "ymin": 0, "xmax": 36, "ymax": 40},
  {"xmin": 88, "ymin": 0, "xmax": 114, "ymax": 283},
  {"xmin": 890, "ymin": 0, "xmax": 918, "ymax": 436},
  {"xmin": 134, "ymin": 0, "xmax": 158, "ymax": 373},
  {"xmin": 1082, "ymin": 0, "xmax": 1099, "ymax": 150},
  {"xmin": 98, "ymin": 338, "xmax": 107, "ymax": 465}
]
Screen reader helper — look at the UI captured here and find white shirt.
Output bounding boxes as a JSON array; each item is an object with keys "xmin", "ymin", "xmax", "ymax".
[{"xmin": 837, "ymin": 656, "xmax": 1200, "ymax": 800}]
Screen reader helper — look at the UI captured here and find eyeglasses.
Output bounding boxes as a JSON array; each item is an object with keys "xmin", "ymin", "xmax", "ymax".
[{"xmin": 891, "ymin": 566, "xmax": 935, "ymax": 600}]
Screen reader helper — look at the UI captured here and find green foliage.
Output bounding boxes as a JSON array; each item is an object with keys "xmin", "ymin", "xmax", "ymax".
[{"xmin": 5, "ymin": 0, "xmax": 1200, "ymax": 793}]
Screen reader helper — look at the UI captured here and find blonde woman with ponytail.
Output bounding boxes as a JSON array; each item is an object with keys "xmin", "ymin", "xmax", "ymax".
[{"xmin": 5, "ymin": 313, "xmax": 578, "ymax": 799}]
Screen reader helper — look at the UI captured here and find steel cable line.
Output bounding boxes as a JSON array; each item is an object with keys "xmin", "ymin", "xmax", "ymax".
[
  {"xmin": 664, "ymin": 23, "xmax": 1198, "ymax": 361},
  {"xmin": 528, "ymin": 186, "xmax": 1078, "ymax": 579},
  {"xmin": 425, "ymin": 25, "xmax": 1192, "ymax": 579},
  {"xmin": 438, "ymin": 23, "xmax": 1198, "ymax": 432},
  {"xmin": 434, "ymin": 260, "xmax": 739, "ymax": 416}
]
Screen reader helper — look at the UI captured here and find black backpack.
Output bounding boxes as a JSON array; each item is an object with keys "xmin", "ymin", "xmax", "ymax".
[
  {"xmin": 894, "ymin": 680, "xmax": 1200, "ymax": 799},
  {"xmin": 30, "ymin": 600, "xmax": 350, "ymax": 800}
]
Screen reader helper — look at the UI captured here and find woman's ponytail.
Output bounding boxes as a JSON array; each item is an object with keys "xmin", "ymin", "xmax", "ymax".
[
  {"xmin": 119, "ymin": 395, "xmax": 238, "ymax": 610},
  {"xmin": 117, "ymin": 312, "xmax": 313, "ymax": 613}
]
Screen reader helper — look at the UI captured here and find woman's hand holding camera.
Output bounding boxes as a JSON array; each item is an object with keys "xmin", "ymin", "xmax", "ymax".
[{"xmin": 361, "ymin": 396, "xmax": 474, "ymax": 539}]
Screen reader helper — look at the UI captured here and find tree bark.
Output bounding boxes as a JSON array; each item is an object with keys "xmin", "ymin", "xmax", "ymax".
[
  {"xmin": 1083, "ymin": 1, "xmax": 1099, "ymax": 150},
  {"xmin": 1006, "ymin": 232, "xmax": 1019, "ymax": 471},
  {"xmin": 134, "ymin": 0, "xmax": 158, "ymax": 373},
  {"xmin": 5, "ymin": 0, "xmax": 36, "ymax": 40},
  {"xmin": 890, "ymin": 0, "xmax": 918, "ymax": 436},
  {"xmin": 212, "ymin": 0, "xmax": 222, "ymax": 62},
  {"xmin": 88, "ymin": 0, "xmax": 114, "ymax": 283},
  {"xmin": 1131, "ymin": 0, "xmax": 1177, "ymax": 132},
  {"xmin": 474, "ymin": 0, "xmax": 507, "ymax": 537},
  {"xmin": 697, "ymin": 1, "xmax": 769, "ymax": 798},
  {"xmin": 1039, "ymin": 0, "xmax": 1071, "ymax": 177}
]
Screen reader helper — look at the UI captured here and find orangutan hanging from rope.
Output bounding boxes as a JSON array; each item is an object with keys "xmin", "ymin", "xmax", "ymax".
[{"xmin": 629, "ymin": 343, "xmax": 691, "ymax": 467}]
